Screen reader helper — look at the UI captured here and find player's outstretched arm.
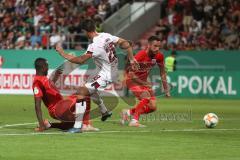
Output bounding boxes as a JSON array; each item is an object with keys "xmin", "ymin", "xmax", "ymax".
[
  {"xmin": 117, "ymin": 38, "xmax": 139, "ymax": 70},
  {"xmin": 34, "ymin": 97, "xmax": 46, "ymax": 132},
  {"xmin": 55, "ymin": 43, "xmax": 92, "ymax": 64}
]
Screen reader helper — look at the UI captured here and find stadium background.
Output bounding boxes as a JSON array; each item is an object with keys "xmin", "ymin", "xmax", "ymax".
[{"xmin": 0, "ymin": 0, "xmax": 239, "ymax": 98}]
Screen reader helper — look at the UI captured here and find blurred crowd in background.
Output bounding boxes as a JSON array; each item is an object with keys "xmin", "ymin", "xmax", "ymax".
[
  {"xmin": 0, "ymin": 0, "xmax": 239, "ymax": 51},
  {"xmin": 137, "ymin": 0, "xmax": 240, "ymax": 51},
  {"xmin": 0, "ymin": 0, "xmax": 122, "ymax": 50}
]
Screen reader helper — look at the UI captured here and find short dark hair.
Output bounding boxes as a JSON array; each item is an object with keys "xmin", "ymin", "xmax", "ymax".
[
  {"xmin": 81, "ymin": 19, "xmax": 96, "ymax": 32},
  {"xmin": 148, "ymin": 36, "xmax": 160, "ymax": 43},
  {"xmin": 34, "ymin": 58, "xmax": 47, "ymax": 70}
]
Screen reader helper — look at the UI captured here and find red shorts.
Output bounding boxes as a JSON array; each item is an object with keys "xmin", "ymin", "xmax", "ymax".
[
  {"xmin": 128, "ymin": 85, "xmax": 156, "ymax": 100},
  {"xmin": 49, "ymin": 95, "xmax": 77, "ymax": 122}
]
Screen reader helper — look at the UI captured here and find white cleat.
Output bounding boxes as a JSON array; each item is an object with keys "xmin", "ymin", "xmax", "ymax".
[
  {"xmin": 129, "ymin": 120, "xmax": 146, "ymax": 128},
  {"xmin": 120, "ymin": 109, "xmax": 130, "ymax": 125}
]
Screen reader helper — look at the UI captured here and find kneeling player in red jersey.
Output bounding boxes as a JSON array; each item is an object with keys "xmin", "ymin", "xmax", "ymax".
[
  {"xmin": 33, "ymin": 58, "xmax": 98, "ymax": 133},
  {"xmin": 121, "ymin": 36, "xmax": 170, "ymax": 127}
]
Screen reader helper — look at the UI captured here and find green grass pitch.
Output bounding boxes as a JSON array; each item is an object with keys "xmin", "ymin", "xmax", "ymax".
[{"xmin": 0, "ymin": 95, "xmax": 239, "ymax": 160}]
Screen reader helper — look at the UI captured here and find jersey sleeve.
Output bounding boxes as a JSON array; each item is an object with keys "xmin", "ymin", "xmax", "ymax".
[
  {"xmin": 86, "ymin": 44, "xmax": 95, "ymax": 57},
  {"xmin": 33, "ymin": 82, "xmax": 43, "ymax": 98},
  {"xmin": 87, "ymin": 44, "xmax": 94, "ymax": 53},
  {"xmin": 110, "ymin": 35, "xmax": 119, "ymax": 43},
  {"xmin": 105, "ymin": 33, "xmax": 119, "ymax": 43}
]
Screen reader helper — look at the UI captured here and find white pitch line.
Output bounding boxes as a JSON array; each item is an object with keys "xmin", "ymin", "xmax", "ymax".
[
  {"xmin": 0, "ymin": 129, "xmax": 240, "ymax": 136},
  {"xmin": 0, "ymin": 132, "xmax": 64, "ymax": 136},
  {"xmin": 157, "ymin": 128, "xmax": 240, "ymax": 132},
  {"xmin": 0, "ymin": 122, "xmax": 240, "ymax": 136},
  {"xmin": 0, "ymin": 130, "xmax": 150, "ymax": 136},
  {"xmin": 1, "ymin": 118, "xmax": 240, "ymax": 128},
  {"xmin": 0, "ymin": 122, "xmax": 37, "ymax": 129}
]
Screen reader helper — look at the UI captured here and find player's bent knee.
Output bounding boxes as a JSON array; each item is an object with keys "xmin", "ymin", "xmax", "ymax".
[
  {"xmin": 148, "ymin": 104, "xmax": 157, "ymax": 111},
  {"xmin": 75, "ymin": 95, "xmax": 85, "ymax": 100},
  {"xmin": 75, "ymin": 86, "xmax": 90, "ymax": 97}
]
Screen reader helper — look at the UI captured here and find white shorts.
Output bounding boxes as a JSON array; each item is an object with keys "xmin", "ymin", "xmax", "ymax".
[{"xmin": 85, "ymin": 74, "xmax": 113, "ymax": 95}]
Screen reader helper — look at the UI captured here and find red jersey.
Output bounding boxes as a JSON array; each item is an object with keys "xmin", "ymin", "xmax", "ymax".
[
  {"xmin": 127, "ymin": 50, "xmax": 164, "ymax": 82},
  {"xmin": 32, "ymin": 75, "xmax": 63, "ymax": 112}
]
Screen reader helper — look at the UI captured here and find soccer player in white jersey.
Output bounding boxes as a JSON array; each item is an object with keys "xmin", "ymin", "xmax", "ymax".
[{"xmin": 56, "ymin": 19, "xmax": 138, "ymax": 133}]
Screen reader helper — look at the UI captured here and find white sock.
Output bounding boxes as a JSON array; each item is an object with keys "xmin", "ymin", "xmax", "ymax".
[
  {"xmin": 91, "ymin": 92, "xmax": 108, "ymax": 114},
  {"xmin": 74, "ymin": 101, "xmax": 86, "ymax": 129},
  {"xmin": 127, "ymin": 109, "xmax": 130, "ymax": 116},
  {"xmin": 99, "ymin": 102, "xmax": 107, "ymax": 114}
]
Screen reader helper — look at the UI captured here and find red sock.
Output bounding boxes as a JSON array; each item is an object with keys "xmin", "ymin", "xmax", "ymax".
[
  {"xmin": 144, "ymin": 97, "xmax": 156, "ymax": 114},
  {"xmin": 144, "ymin": 104, "xmax": 156, "ymax": 114},
  {"xmin": 130, "ymin": 108, "xmax": 135, "ymax": 115},
  {"xmin": 83, "ymin": 97, "xmax": 91, "ymax": 125},
  {"xmin": 130, "ymin": 102, "xmax": 156, "ymax": 115},
  {"xmin": 143, "ymin": 105, "xmax": 151, "ymax": 113},
  {"xmin": 133, "ymin": 98, "xmax": 149, "ymax": 120}
]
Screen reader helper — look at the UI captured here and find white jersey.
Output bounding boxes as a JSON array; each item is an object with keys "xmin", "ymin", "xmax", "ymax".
[{"xmin": 86, "ymin": 32, "xmax": 119, "ymax": 83}]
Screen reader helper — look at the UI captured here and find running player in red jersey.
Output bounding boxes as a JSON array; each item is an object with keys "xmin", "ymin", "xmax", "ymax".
[
  {"xmin": 33, "ymin": 58, "xmax": 98, "ymax": 133},
  {"xmin": 121, "ymin": 36, "xmax": 170, "ymax": 127}
]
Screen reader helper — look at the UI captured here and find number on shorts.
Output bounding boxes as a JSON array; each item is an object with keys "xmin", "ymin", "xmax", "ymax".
[{"xmin": 105, "ymin": 42, "xmax": 117, "ymax": 63}]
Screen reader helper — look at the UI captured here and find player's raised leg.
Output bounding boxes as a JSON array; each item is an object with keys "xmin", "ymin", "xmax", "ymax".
[
  {"xmin": 91, "ymin": 91, "xmax": 112, "ymax": 121},
  {"xmin": 85, "ymin": 80, "xmax": 112, "ymax": 122}
]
